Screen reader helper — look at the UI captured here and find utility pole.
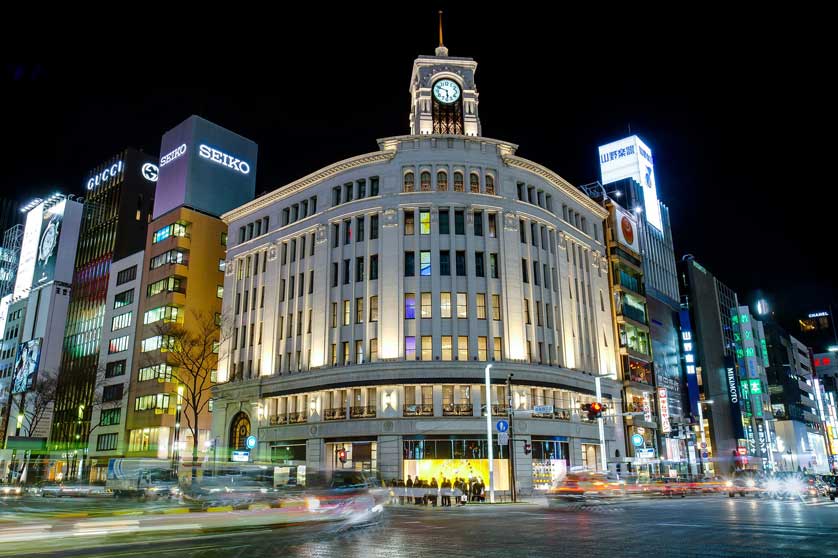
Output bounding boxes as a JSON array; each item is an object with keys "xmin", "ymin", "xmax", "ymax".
[{"xmin": 506, "ymin": 373, "xmax": 516, "ymax": 503}]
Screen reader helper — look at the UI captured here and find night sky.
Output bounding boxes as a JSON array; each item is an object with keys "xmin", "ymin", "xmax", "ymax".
[{"xmin": 1, "ymin": 8, "xmax": 832, "ymax": 338}]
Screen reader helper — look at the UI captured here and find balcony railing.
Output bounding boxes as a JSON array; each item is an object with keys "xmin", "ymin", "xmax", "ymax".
[
  {"xmin": 269, "ymin": 415, "xmax": 289, "ymax": 425},
  {"xmin": 529, "ymin": 407, "xmax": 573, "ymax": 420},
  {"xmin": 350, "ymin": 405, "xmax": 376, "ymax": 419},
  {"xmin": 324, "ymin": 407, "xmax": 346, "ymax": 421},
  {"xmin": 289, "ymin": 411, "xmax": 307, "ymax": 424},
  {"xmin": 617, "ymin": 270, "xmax": 643, "ymax": 295},
  {"xmin": 443, "ymin": 403, "xmax": 473, "ymax": 416},
  {"xmin": 403, "ymin": 403, "xmax": 434, "ymax": 417},
  {"xmin": 491, "ymin": 404, "xmax": 509, "ymax": 415}
]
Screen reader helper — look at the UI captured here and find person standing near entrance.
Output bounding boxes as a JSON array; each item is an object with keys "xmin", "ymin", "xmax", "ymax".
[
  {"xmin": 441, "ymin": 477, "xmax": 451, "ymax": 506},
  {"xmin": 430, "ymin": 477, "xmax": 438, "ymax": 507}
]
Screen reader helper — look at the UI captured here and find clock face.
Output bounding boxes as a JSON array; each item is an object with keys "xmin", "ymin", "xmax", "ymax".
[{"xmin": 433, "ymin": 79, "xmax": 461, "ymax": 104}]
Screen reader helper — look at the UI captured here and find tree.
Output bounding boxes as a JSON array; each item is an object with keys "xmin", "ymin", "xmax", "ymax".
[
  {"xmin": 18, "ymin": 375, "xmax": 57, "ymax": 438},
  {"xmin": 147, "ymin": 310, "xmax": 228, "ymax": 481}
]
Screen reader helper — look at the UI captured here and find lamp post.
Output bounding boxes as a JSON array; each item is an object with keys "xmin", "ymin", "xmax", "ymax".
[
  {"xmin": 697, "ymin": 399, "xmax": 714, "ymax": 476},
  {"xmin": 484, "ymin": 363, "xmax": 495, "ymax": 503}
]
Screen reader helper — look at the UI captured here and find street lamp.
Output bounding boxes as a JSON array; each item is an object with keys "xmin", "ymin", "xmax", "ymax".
[
  {"xmin": 593, "ymin": 372, "xmax": 612, "ymax": 472},
  {"xmin": 484, "ymin": 363, "xmax": 495, "ymax": 503}
]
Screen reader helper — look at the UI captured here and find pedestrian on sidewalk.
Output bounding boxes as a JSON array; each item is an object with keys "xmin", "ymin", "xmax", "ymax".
[
  {"xmin": 397, "ymin": 477, "xmax": 405, "ymax": 505},
  {"xmin": 441, "ymin": 476, "xmax": 451, "ymax": 506},
  {"xmin": 430, "ymin": 477, "xmax": 439, "ymax": 507}
]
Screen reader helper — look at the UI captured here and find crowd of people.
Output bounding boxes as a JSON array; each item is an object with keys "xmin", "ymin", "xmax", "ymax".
[{"xmin": 385, "ymin": 475, "xmax": 486, "ymax": 506}]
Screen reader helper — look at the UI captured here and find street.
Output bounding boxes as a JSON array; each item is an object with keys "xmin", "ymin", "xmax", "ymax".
[{"xmin": 2, "ymin": 495, "xmax": 836, "ymax": 557}]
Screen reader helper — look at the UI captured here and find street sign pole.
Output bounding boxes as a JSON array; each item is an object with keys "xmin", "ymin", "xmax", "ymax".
[
  {"xmin": 484, "ymin": 363, "xmax": 495, "ymax": 503},
  {"xmin": 506, "ymin": 374, "xmax": 516, "ymax": 503}
]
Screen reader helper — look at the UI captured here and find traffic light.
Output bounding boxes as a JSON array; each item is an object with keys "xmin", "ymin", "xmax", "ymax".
[
  {"xmin": 586, "ymin": 401, "xmax": 605, "ymax": 421},
  {"xmin": 337, "ymin": 449, "xmax": 347, "ymax": 464},
  {"xmin": 523, "ymin": 442, "xmax": 532, "ymax": 455}
]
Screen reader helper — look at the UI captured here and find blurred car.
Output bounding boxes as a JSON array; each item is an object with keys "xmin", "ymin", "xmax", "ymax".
[
  {"xmin": 725, "ymin": 470, "xmax": 761, "ymax": 497},
  {"xmin": 1, "ymin": 484, "xmax": 23, "ymax": 496},
  {"xmin": 762, "ymin": 472, "xmax": 813, "ymax": 500},
  {"xmin": 33, "ymin": 482, "xmax": 112, "ymax": 498},
  {"xmin": 546, "ymin": 471, "xmax": 626, "ymax": 506},
  {"xmin": 820, "ymin": 475, "xmax": 837, "ymax": 501}
]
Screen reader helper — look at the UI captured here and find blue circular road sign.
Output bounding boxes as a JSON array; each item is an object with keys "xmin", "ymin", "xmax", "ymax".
[
  {"xmin": 496, "ymin": 420, "xmax": 509, "ymax": 433},
  {"xmin": 246, "ymin": 435, "xmax": 257, "ymax": 449},
  {"xmin": 631, "ymin": 433, "xmax": 644, "ymax": 447}
]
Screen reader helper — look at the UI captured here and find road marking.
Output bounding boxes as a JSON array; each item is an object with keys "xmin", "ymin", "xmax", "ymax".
[
  {"xmin": 206, "ymin": 506, "xmax": 233, "ymax": 513},
  {"xmin": 656, "ymin": 523, "xmax": 698, "ymax": 528}
]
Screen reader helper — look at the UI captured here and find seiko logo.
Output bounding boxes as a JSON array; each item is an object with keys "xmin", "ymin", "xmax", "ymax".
[
  {"xmin": 86, "ymin": 161, "xmax": 123, "ymax": 190},
  {"xmin": 160, "ymin": 144, "xmax": 187, "ymax": 167},
  {"xmin": 727, "ymin": 367, "xmax": 739, "ymax": 403},
  {"xmin": 198, "ymin": 144, "xmax": 250, "ymax": 175}
]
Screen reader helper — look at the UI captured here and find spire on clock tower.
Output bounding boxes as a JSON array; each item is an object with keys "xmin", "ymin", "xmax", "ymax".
[{"xmin": 408, "ymin": 14, "xmax": 481, "ymax": 136}]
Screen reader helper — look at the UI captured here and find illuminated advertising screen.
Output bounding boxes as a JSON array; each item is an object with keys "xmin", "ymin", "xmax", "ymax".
[
  {"xmin": 153, "ymin": 115, "xmax": 258, "ymax": 219},
  {"xmin": 13, "ymin": 203, "xmax": 44, "ymax": 298},
  {"xmin": 12, "ymin": 337, "xmax": 42, "ymax": 394},
  {"xmin": 32, "ymin": 200, "xmax": 65, "ymax": 287},
  {"xmin": 402, "ymin": 459, "xmax": 510, "ymax": 491},
  {"xmin": 598, "ymin": 135, "xmax": 663, "ymax": 231},
  {"xmin": 613, "ymin": 205, "xmax": 640, "ymax": 253}
]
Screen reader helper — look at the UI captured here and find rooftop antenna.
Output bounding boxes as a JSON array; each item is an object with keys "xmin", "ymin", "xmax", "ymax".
[{"xmin": 435, "ymin": 10, "xmax": 449, "ymax": 56}]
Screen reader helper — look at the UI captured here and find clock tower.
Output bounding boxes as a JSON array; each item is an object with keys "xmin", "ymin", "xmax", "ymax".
[{"xmin": 408, "ymin": 15, "xmax": 480, "ymax": 136}]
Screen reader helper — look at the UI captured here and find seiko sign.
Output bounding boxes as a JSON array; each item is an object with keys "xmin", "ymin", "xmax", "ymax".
[
  {"xmin": 86, "ymin": 161, "xmax": 123, "ymax": 190},
  {"xmin": 198, "ymin": 144, "xmax": 251, "ymax": 175},
  {"xmin": 727, "ymin": 367, "xmax": 739, "ymax": 404},
  {"xmin": 160, "ymin": 143, "xmax": 187, "ymax": 167}
]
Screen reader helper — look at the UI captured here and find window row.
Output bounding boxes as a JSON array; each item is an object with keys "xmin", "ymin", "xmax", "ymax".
[
  {"xmin": 516, "ymin": 182, "xmax": 554, "ymax": 214},
  {"xmin": 518, "ymin": 218, "xmax": 557, "ymax": 255},
  {"xmin": 152, "ymin": 221, "xmax": 188, "ymax": 244},
  {"xmin": 403, "ymin": 208, "xmax": 498, "ymax": 238},
  {"xmin": 280, "ymin": 195, "xmax": 318, "ymax": 227},
  {"xmin": 403, "ymin": 169, "xmax": 495, "ymax": 194},
  {"xmin": 330, "ymin": 256, "xmax": 377, "ymax": 286},
  {"xmin": 138, "ymin": 363, "xmax": 174, "ymax": 382},
  {"xmin": 405, "ymin": 250, "xmax": 499, "ymax": 278},
  {"xmin": 116, "ymin": 265, "xmax": 137, "ymax": 285},
  {"xmin": 331, "ymin": 214, "xmax": 379, "ymax": 248},
  {"xmin": 236, "ymin": 250, "xmax": 270, "ymax": 279},
  {"xmin": 150, "ymin": 249, "xmax": 186, "ymax": 270},
  {"xmin": 278, "ymin": 271, "xmax": 313, "ymax": 301},
  {"xmin": 274, "ymin": 310, "xmax": 314, "ymax": 342},
  {"xmin": 239, "ymin": 215, "xmax": 271, "ymax": 243},
  {"xmin": 233, "ymin": 322, "xmax": 265, "ymax": 348},
  {"xmin": 134, "ymin": 393, "xmax": 170, "ymax": 412},
  {"xmin": 331, "ymin": 177, "xmax": 380, "ymax": 207}
]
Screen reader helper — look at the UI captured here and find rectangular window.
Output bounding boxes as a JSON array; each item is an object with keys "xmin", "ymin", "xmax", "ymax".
[
  {"xmin": 116, "ymin": 266, "xmax": 137, "ymax": 285},
  {"xmin": 300, "ymin": 236, "xmax": 306, "ymax": 259},
  {"xmin": 307, "ymin": 272, "xmax": 313, "ymax": 295},
  {"xmin": 96, "ymin": 433, "xmax": 119, "ymax": 451},
  {"xmin": 105, "ymin": 360, "xmax": 126, "ymax": 378},
  {"xmin": 420, "ymin": 251, "xmax": 431, "ymax": 276},
  {"xmin": 439, "ymin": 209, "xmax": 450, "ymax": 234},
  {"xmin": 475, "ymin": 252, "xmax": 485, "ymax": 277},
  {"xmin": 331, "ymin": 302, "xmax": 337, "ymax": 328},
  {"xmin": 370, "ymin": 255, "xmax": 378, "ymax": 280},
  {"xmin": 421, "ymin": 336, "xmax": 433, "ymax": 361},
  {"xmin": 404, "ymin": 210, "xmax": 415, "ymax": 235},
  {"xmin": 488, "ymin": 213, "xmax": 497, "ymax": 238},
  {"xmin": 114, "ymin": 289, "xmax": 134, "ymax": 309},
  {"xmin": 111, "ymin": 311, "xmax": 132, "ymax": 331},
  {"xmin": 522, "ymin": 259, "xmax": 529, "ymax": 283},
  {"xmin": 134, "ymin": 393, "xmax": 170, "ymax": 412},
  {"xmin": 492, "ymin": 294, "xmax": 501, "ymax": 320},
  {"xmin": 108, "ymin": 335, "xmax": 130, "ymax": 354},
  {"xmin": 370, "ymin": 177, "xmax": 379, "ymax": 196},
  {"xmin": 152, "ymin": 222, "xmax": 187, "ymax": 244},
  {"xmin": 543, "ymin": 263, "xmax": 550, "ymax": 290},
  {"xmin": 356, "ymin": 216, "xmax": 365, "ymax": 242},
  {"xmin": 478, "ymin": 337, "xmax": 488, "ymax": 361},
  {"xmin": 455, "ymin": 210, "xmax": 465, "ymax": 234},
  {"xmin": 288, "ymin": 278, "xmax": 294, "ymax": 300},
  {"xmin": 520, "ymin": 220, "xmax": 527, "ymax": 243},
  {"xmin": 368, "ymin": 215, "xmax": 379, "ymax": 240},
  {"xmin": 441, "ymin": 336, "xmax": 453, "ymax": 361},
  {"xmin": 420, "ymin": 209, "xmax": 431, "ymax": 234},
  {"xmin": 531, "ymin": 223, "xmax": 538, "ymax": 246},
  {"xmin": 332, "ymin": 224, "xmax": 339, "ymax": 248},
  {"xmin": 533, "ymin": 261, "xmax": 540, "ymax": 286},
  {"xmin": 476, "ymin": 294, "xmax": 486, "ymax": 319},
  {"xmin": 356, "ymin": 257, "xmax": 365, "ymax": 282},
  {"xmin": 524, "ymin": 299, "xmax": 531, "ymax": 324},
  {"xmin": 421, "ymin": 292, "xmax": 432, "ymax": 318},
  {"xmin": 343, "ymin": 259, "xmax": 350, "ymax": 284},
  {"xmin": 405, "ymin": 293, "xmax": 416, "ymax": 319},
  {"xmin": 537, "ymin": 302, "xmax": 543, "ymax": 326},
  {"xmin": 441, "ymin": 292, "xmax": 452, "ymax": 318},
  {"xmin": 369, "ymin": 295, "xmax": 379, "ymax": 321},
  {"xmin": 332, "ymin": 186, "xmax": 341, "ymax": 206},
  {"xmin": 355, "ymin": 340, "xmax": 364, "ymax": 364},
  {"xmin": 456, "ymin": 251, "xmax": 466, "ymax": 276},
  {"xmin": 405, "ymin": 251, "xmax": 415, "ymax": 277},
  {"xmin": 330, "ymin": 263, "xmax": 337, "ymax": 288},
  {"xmin": 100, "ymin": 408, "xmax": 121, "ymax": 427},
  {"xmin": 343, "ymin": 300, "xmax": 351, "ymax": 326},
  {"xmin": 310, "ymin": 233, "xmax": 315, "ymax": 256},
  {"xmin": 474, "ymin": 211, "xmax": 483, "ymax": 236},
  {"xmin": 546, "ymin": 303, "xmax": 552, "ymax": 328},
  {"xmin": 489, "ymin": 253, "xmax": 499, "ymax": 278},
  {"xmin": 493, "ymin": 337, "xmax": 502, "ymax": 361},
  {"xmin": 343, "ymin": 220, "xmax": 351, "ymax": 245},
  {"xmin": 458, "ymin": 336, "xmax": 468, "ymax": 361},
  {"xmin": 219, "ymin": 259, "xmax": 226, "ymax": 272},
  {"xmin": 370, "ymin": 338, "xmax": 378, "ymax": 362},
  {"xmin": 144, "ymin": 305, "xmax": 181, "ymax": 325},
  {"xmin": 356, "ymin": 297, "xmax": 364, "ymax": 324},
  {"xmin": 440, "ymin": 250, "xmax": 450, "ymax": 276},
  {"xmin": 102, "ymin": 384, "xmax": 124, "ymax": 402},
  {"xmin": 457, "ymin": 293, "xmax": 468, "ymax": 318},
  {"xmin": 405, "ymin": 337, "xmax": 416, "ymax": 360}
]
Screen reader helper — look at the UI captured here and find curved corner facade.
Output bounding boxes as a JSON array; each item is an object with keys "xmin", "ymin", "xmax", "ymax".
[{"xmin": 212, "ymin": 133, "xmax": 625, "ymax": 494}]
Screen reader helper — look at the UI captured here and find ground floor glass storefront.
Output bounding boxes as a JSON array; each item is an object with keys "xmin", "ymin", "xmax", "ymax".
[{"xmin": 531, "ymin": 438, "xmax": 570, "ymax": 489}]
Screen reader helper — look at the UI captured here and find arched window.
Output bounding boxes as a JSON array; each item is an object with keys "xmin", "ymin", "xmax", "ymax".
[
  {"xmin": 403, "ymin": 171, "xmax": 415, "ymax": 192},
  {"xmin": 485, "ymin": 174, "xmax": 495, "ymax": 195},
  {"xmin": 470, "ymin": 173, "xmax": 480, "ymax": 193},
  {"xmin": 420, "ymin": 171, "xmax": 431, "ymax": 191},
  {"xmin": 454, "ymin": 171, "xmax": 464, "ymax": 192},
  {"xmin": 437, "ymin": 171, "xmax": 448, "ymax": 191},
  {"xmin": 229, "ymin": 412, "xmax": 251, "ymax": 451}
]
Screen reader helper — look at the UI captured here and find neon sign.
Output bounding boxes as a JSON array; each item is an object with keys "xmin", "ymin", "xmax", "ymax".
[
  {"xmin": 86, "ymin": 161, "xmax": 123, "ymax": 190},
  {"xmin": 198, "ymin": 144, "xmax": 251, "ymax": 175},
  {"xmin": 160, "ymin": 143, "xmax": 187, "ymax": 167}
]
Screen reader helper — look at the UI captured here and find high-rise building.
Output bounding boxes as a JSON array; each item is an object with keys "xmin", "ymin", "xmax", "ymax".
[
  {"xmin": 49, "ymin": 150, "xmax": 157, "ymax": 480},
  {"xmin": 595, "ymin": 137, "xmax": 688, "ymax": 472},
  {"xmin": 124, "ymin": 116, "xmax": 256, "ymax": 473},
  {"xmin": 813, "ymin": 353, "xmax": 838, "ymax": 470},
  {"xmin": 210, "ymin": 41, "xmax": 625, "ymax": 495},
  {"xmin": 797, "ymin": 310, "xmax": 838, "ymax": 354}
]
